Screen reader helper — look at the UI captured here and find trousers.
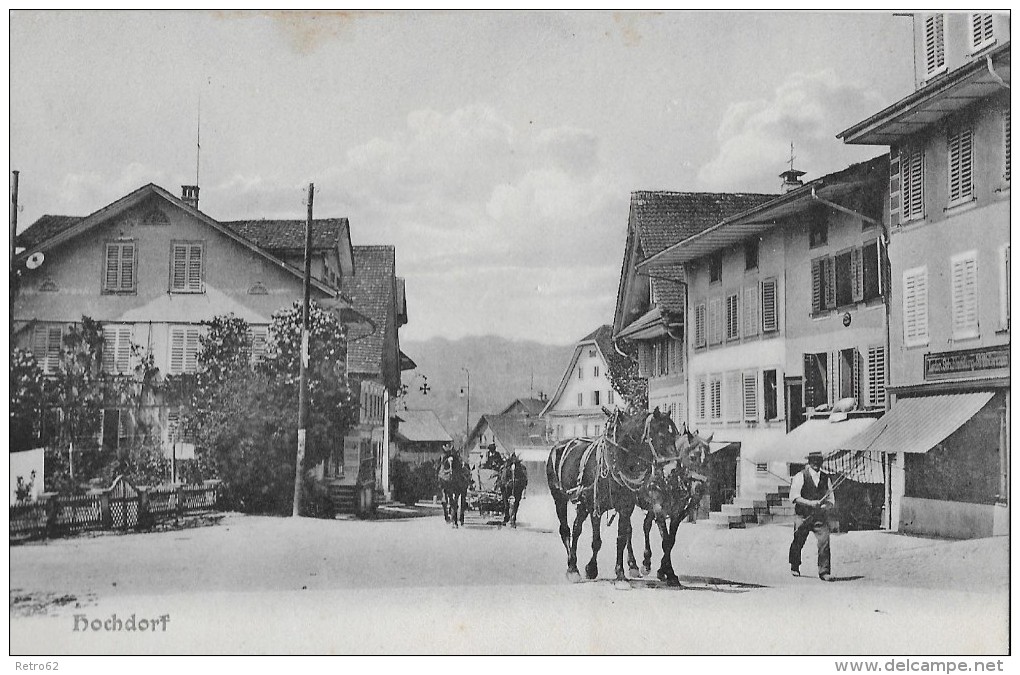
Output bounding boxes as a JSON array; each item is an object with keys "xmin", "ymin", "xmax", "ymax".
[{"xmin": 788, "ymin": 515, "xmax": 831, "ymax": 576}]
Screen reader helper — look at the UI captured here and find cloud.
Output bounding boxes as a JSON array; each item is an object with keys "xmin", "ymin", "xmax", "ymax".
[{"xmin": 697, "ymin": 70, "xmax": 886, "ymax": 192}]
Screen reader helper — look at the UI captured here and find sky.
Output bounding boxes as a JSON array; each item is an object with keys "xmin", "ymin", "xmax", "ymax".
[{"xmin": 9, "ymin": 11, "xmax": 914, "ymax": 345}]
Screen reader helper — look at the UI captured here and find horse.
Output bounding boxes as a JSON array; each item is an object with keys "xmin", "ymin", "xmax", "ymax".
[
  {"xmin": 497, "ymin": 452, "xmax": 528, "ymax": 528},
  {"xmin": 625, "ymin": 420, "xmax": 713, "ymax": 586},
  {"xmin": 438, "ymin": 449, "xmax": 470, "ymax": 528},
  {"xmin": 546, "ymin": 407, "xmax": 680, "ymax": 588}
]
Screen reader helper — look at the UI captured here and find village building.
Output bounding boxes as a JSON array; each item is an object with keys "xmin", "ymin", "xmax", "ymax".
[
  {"xmin": 392, "ymin": 409, "xmax": 453, "ymax": 466},
  {"xmin": 466, "ymin": 397, "xmax": 552, "ymax": 494},
  {"xmin": 638, "ymin": 157, "xmax": 890, "ymax": 526},
  {"xmin": 540, "ymin": 325, "xmax": 628, "ymax": 441},
  {"xmin": 838, "ymin": 13, "xmax": 1010, "ymax": 538}
]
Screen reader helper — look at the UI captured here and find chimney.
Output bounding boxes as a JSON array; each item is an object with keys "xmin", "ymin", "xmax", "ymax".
[
  {"xmin": 779, "ymin": 169, "xmax": 806, "ymax": 194},
  {"xmin": 181, "ymin": 185, "xmax": 200, "ymax": 210}
]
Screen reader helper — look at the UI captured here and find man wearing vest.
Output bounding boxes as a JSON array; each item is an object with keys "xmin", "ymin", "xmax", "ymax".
[{"xmin": 789, "ymin": 450, "xmax": 835, "ymax": 581}]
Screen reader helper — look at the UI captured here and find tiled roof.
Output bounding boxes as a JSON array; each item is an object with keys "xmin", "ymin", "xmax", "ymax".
[
  {"xmin": 16, "ymin": 215, "xmax": 83, "ymax": 249},
  {"xmin": 395, "ymin": 409, "xmax": 452, "ymax": 443},
  {"xmin": 485, "ymin": 413, "xmax": 550, "ymax": 452},
  {"xmin": 579, "ymin": 324, "xmax": 615, "ymax": 356},
  {"xmin": 221, "ymin": 218, "xmax": 348, "ymax": 252},
  {"xmin": 346, "ymin": 246, "xmax": 396, "ymax": 375},
  {"xmin": 499, "ymin": 398, "xmax": 547, "ymax": 417}
]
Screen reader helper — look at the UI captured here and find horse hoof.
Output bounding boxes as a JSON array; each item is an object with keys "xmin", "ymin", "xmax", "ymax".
[
  {"xmin": 666, "ymin": 578, "xmax": 683, "ymax": 588},
  {"xmin": 629, "ymin": 566, "xmax": 643, "ymax": 578},
  {"xmin": 614, "ymin": 579, "xmax": 632, "ymax": 591},
  {"xmin": 641, "ymin": 565, "xmax": 652, "ymax": 577},
  {"xmin": 566, "ymin": 571, "xmax": 582, "ymax": 584},
  {"xmin": 585, "ymin": 565, "xmax": 598, "ymax": 580}
]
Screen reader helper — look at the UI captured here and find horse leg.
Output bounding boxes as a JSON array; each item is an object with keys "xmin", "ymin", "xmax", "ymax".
[
  {"xmin": 502, "ymin": 489, "xmax": 510, "ymax": 526},
  {"xmin": 641, "ymin": 510, "xmax": 654, "ymax": 577},
  {"xmin": 625, "ymin": 525, "xmax": 641, "ymax": 578},
  {"xmin": 567, "ymin": 503, "xmax": 588, "ymax": 582},
  {"xmin": 510, "ymin": 490, "xmax": 520, "ymax": 528},
  {"xmin": 585, "ymin": 510, "xmax": 602, "ymax": 580},
  {"xmin": 450, "ymin": 491, "xmax": 460, "ymax": 528},
  {"xmin": 441, "ymin": 489, "xmax": 450, "ymax": 522},
  {"xmin": 459, "ymin": 490, "xmax": 467, "ymax": 526},
  {"xmin": 655, "ymin": 517, "xmax": 681, "ymax": 586},
  {"xmin": 614, "ymin": 503, "xmax": 635, "ymax": 588}
]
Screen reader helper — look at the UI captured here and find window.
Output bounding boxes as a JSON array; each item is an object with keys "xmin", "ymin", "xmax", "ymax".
[
  {"xmin": 1000, "ymin": 245, "xmax": 1010, "ymax": 330},
  {"xmin": 695, "ymin": 376, "xmax": 707, "ymax": 421},
  {"xmin": 742, "ymin": 285, "xmax": 759, "ymax": 337},
  {"xmin": 577, "ymin": 366, "xmax": 583, "ymax": 380},
  {"xmin": 803, "ymin": 353, "xmax": 828, "ymax": 409},
  {"xmin": 102, "ymin": 325, "xmax": 133, "ymax": 374},
  {"xmin": 694, "ymin": 303, "xmax": 707, "ymax": 348},
  {"xmin": 761, "ymin": 278, "xmax": 779, "ymax": 332},
  {"xmin": 708, "ymin": 298, "xmax": 723, "ymax": 345},
  {"xmin": 893, "ymin": 148, "xmax": 925, "ymax": 224},
  {"xmin": 593, "ymin": 391, "xmax": 601, "ymax": 406},
  {"xmin": 653, "ymin": 338, "xmax": 669, "ymax": 376},
  {"xmin": 248, "ymin": 325, "xmax": 270, "ymax": 363},
  {"xmin": 903, "ymin": 266, "xmax": 930, "ymax": 347},
  {"xmin": 170, "ymin": 241, "xmax": 204, "ymax": 293},
  {"xmin": 969, "ymin": 13, "xmax": 995, "ymax": 52},
  {"xmin": 862, "ymin": 240, "xmax": 881, "ymax": 302},
  {"xmin": 725, "ymin": 293, "xmax": 740, "ymax": 340},
  {"xmin": 708, "ymin": 375, "xmax": 722, "ymax": 420},
  {"xmin": 744, "ymin": 239, "xmax": 759, "ymax": 270},
  {"xmin": 169, "ymin": 326, "xmax": 203, "ymax": 374},
  {"xmin": 104, "ymin": 241, "xmax": 137, "ymax": 294},
  {"xmin": 763, "ymin": 369, "xmax": 778, "ymax": 421},
  {"xmin": 866, "ymin": 346, "xmax": 887, "ymax": 409},
  {"xmin": 589, "ymin": 349, "xmax": 596, "ymax": 358},
  {"xmin": 594, "ymin": 424, "xmax": 601, "ymax": 436},
  {"xmin": 812, "ymin": 257, "xmax": 834, "ymax": 314},
  {"xmin": 1004, "ymin": 110, "xmax": 1011, "ymax": 182},
  {"xmin": 583, "ymin": 424, "xmax": 589, "ymax": 437},
  {"xmin": 950, "ymin": 251, "xmax": 979, "ymax": 339},
  {"xmin": 709, "ymin": 252, "xmax": 722, "ymax": 283},
  {"xmin": 947, "ymin": 126, "xmax": 974, "ymax": 206},
  {"xmin": 577, "ymin": 393, "xmax": 583, "ymax": 407},
  {"xmin": 593, "ymin": 366, "xmax": 600, "ymax": 378},
  {"xmin": 838, "ymin": 348, "xmax": 858, "ymax": 401},
  {"xmin": 809, "ymin": 220, "xmax": 828, "ymax": 248},
  {"xmin": 834, "ymin": 250, "xmax": 856, "ymax": 307},
  {"xmin": 816, "ymin": 245, "xmax": 881, "ymax": 312},
  {"xmin": 31, "ymin": 324, "xmax": 63, "ymax": 374},
  {"xmin": 924, "ymin": 13, "xmax": 946, "ymax": 78},
  {"xmin": 637, "ymin": 342, "xmax": 652, "ymax": 378},
  {"xmin": 607, "ymin": 391, "xmax": 615, "ymax": 406},
  {"xmin": 742, "ymin": 372, "xmax": 758, "ymax": 422},
  {"xmin": 756, "ymin": 463, "xmax": 769, "ymax": 474}
]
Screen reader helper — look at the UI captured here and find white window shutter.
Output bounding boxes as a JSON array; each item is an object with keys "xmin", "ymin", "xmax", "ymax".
[
  {"xmin": 726, "ymin": 293, "xmax": 740, "ymax": 340},
  {"xmin": 811, "ymin": 258, "xmax": 824, "ymax": 314},
  {"xmin": 948, "ymin": 127, "xmax": 974, "ymax": 205},
  {"xmin": 116, "ymin": 327, "xmax": 132, "ymax": 373},
  {"xmin": 120, "ymin": 243, "xmax": 135, "ymax": 290},
  {"xmin": 867, "ymin": 346, "xmax": 887, "ymax": 409},
  {"xmin": 187, "ymin": 245, "xmax": 203, "ymax": 291},
  {"xmin": 903, "ymin": 266, "xmax": 930, "ymax": 347},
  {"xmin": 827, "ymin": 350, "xmax": 839, "ymax": 407},
  {"xmin": 851, "ymin": 247, "xmax": 864, "ymax": 302},
  {"xmin": 185, "ymin": 328, "xmax": 201, "ymax": 372},
  {"xmin": 172, "ymin": 244, "xmax": 188, "ymax": 290},
  {"xmin": 102, "ymin": 326, "xmax": 116, "ymax": 373},
  {"xmin": 905, "ymin": 151, "xmax": 925, "ymax": 221},
  {"xmin": 970, "ymin": 13, "xmax": 995, "ymax": 50},
  {"xmin": 170, "ymin": 328, "xmax": 185, "ymax": 374},
  {"xmin": 1000, "ymin": 245, "xmax": 1011, "ymax": 330},
  {"xmin": 709, "ymin": 298, "xmax": 723, "ymax": 345},
  {"xmin": 105, "ymin": 244, "xmax": 120, "ymax": 290},
  {"xmin": 694, "ymin": 303, "xmax": 707, "ymax": 347},
  {"xmin": 889, "ymin": 148, "xmax": 901, "ymax": 226},
  {"xmin": 1004, "ymin": 110, "xmax": 1011, "ymax": 182},
  {"xmin": 925, "ymin": 14, "xmax": 945, "ymax": 76},
  {"xmin": 743, "ymin": 285, "xmax": 759, "ymax": 337},
  {"xmin": 761, "ymin": 279, "xmax": 778, "ymax": 332},
  {"xmin": 710, "ymin": 376, "xmax": 722, "ymax": 420},
  {"xmin": 742, "ymin": 372, "xmax": 758, "ymax": 421},
  {"xmin": 824, "ymin": 257, "xmax": 836, "ymax": 310},
  {"xmin": 950, "ymin": 251, "xmax": 979, "ymax": 339},
  {"xmin": 695, "ymin": 376, "xmax": 706, "ymax": 421}
]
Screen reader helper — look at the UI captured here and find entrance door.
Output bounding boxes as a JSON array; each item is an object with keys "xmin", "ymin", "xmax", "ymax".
[
  {"xmin": 708, "ymin": 445, "xmax": 738, "ymax": 511},
  {"xmin": 786, "ymin": 378, "xmax": 805, "ymax": 432}
]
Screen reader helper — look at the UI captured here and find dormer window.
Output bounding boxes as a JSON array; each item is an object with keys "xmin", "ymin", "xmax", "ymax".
[
  {"xmin": 924, "ymin": 13, "xmax": 946, "ymax": 79},
  {"xmin": 969, "ymin": 13, "xmax": 995, "ymax": 53}
]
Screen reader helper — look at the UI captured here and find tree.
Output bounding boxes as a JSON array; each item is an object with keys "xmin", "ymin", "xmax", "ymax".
[
  {"xmin": 10, "ymin": 348, "xmax": 45, "ymax": 451},
  {"xmin": 604, "ymin": 336, "xmax": 648, "ymax": 411}
]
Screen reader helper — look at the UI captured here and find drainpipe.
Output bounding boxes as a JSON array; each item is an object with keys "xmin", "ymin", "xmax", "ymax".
[{"xmin": 987, "ymin": 55, "xmax": 1010, "ymax": 89}]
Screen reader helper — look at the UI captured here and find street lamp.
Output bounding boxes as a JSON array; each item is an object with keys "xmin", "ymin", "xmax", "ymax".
[{"xmin": 459, "ymin": 367, "xmax": 470, "ymax": 450}]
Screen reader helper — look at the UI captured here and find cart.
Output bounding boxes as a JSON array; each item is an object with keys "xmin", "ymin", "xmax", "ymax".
[{"xmin": 467, "ymin": 467, "xmax": 504, "ymax": 518}]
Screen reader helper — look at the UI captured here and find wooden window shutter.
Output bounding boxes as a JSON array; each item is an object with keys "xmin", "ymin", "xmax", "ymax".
[
  {"xmin": 105, "ymin": 244, "xmax": 120, "ymax": 290},
  {"xmin": 170, "ymin": 328, "xmax": 185, "ymax": 374},
  {"xmin": 827, "ymin": 350, "xmax": 839, "ymax": 407},
  {"xmin": 709, "ymin": 376, "xmax": 722, "ymax": 420},
  {"xmin": 725, "ymin": 371, "xmax": 742, "ymax": 421},
  {"xmin": 925, "ymin": 14, "xmax": 945, "ymax": 76},
  {"xmin": 694, "ymin": 303, "xmax": 707, "ymax": 347},
  {"xmin": 725, "ymin": 293, "xmax": 740, "ymax": 340},
  {"xmin": 1000, "ymin": 245, "xmax": 1011, "ymax": 330},
  {"xmin": 823, "ymin": 258, "xmax": 836, "ymax": 310},
  {"xmin": 903, "ymin": 266, "xmax": 930, "ymax": 347},
  {"xmin": 853, "ymin": 349, "xmax": 864, "ymax": 407},
  {"xmin": 867, "ymin": 346, "xmax": 887, "ymax": 409},
  {"xmin": 695, "ymin": 376, "xmax": 706, "ymax": 421},
  {"xmin": 116, "ymin": 327, "xmax": 132, "ymax": 373},
  {"xmin": 1004, "ymin": 110, "xmax": 1011, "ymax": 182},
  {"xmin": 709, "ymin": 298, "xmax": 723, "ymax": 345},
  {"xmin": 811, "ymin": 258, "xmax": 824, "ymax": 314},
  {"xmin": 187, "ymin": 244, "xmax": 203, "ymax": 291},
  {"xmin": 761, "ymin": 279, "xmax": 778, "ymax": 332},
  {"xmin": 904, "ymin": 150, "xmax": 924, "ymax": 221},
  {"xmin": 102, "ymin": 326, "xmax": 116, "ymax": 373},
  {"xmin": 970, "ymin": 13, "xmax": 994, "ymax": 50},
  {"xmin": 743, "ymin": 284, "xmax": 759, "ymax": 337},
  {"xmin": 851, "ymin": 247, "xmax": 864, "ymax": 302},
  {"xmin": 743, "ymin": 371, "xmax": 758, "ymax": 421},
  {"xmin": 33, "ymin": 324, "xmax": 62, "ymax": 373},
  {"xmin": 171, "ymin": 244, "xmax": 188, "ymax": 290},
  {"xmin": 637, "ymin": 342, "xmax": 651, "ymax": 378},
  {"xmin": 889, "ymin": 148, "xmax": 901, "ymax": 226},
  {"xmin": 120, "ymin": 243, "xmax": 135, "ymax": 291},
  {"xmin": 948, "ymin": 127, "xmax": 974, "ymax": 205},
  {"xmin": 950, "ymin": 251, "xmax": 979, "ymax": 339}
]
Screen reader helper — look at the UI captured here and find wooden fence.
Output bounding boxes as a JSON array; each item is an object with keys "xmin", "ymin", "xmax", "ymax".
[{"xmin": 10, "ymin": 478, "xmax": 221, "ymax": 541}]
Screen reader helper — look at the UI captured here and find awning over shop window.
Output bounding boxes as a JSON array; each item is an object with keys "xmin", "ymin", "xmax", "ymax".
[
  {"xmin": 745, "ymin": 418, "xmax": 878, "ymax": 464},
  {"xmin": 841, "ymin": 392, "xmax": 994, "ymax": 454}
]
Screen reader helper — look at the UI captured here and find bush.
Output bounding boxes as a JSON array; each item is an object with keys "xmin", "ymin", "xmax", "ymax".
[
  {"xmin": 391, "ymin": 459, "xmax": 441, "ymax": 505},
  {"xmin": 301, "ymin": 475, "xmax": 336, "ymax": 519}
]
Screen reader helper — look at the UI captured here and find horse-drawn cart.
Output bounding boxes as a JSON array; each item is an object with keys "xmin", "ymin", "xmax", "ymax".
[{"xmin": 467, "ymin": 467, "xmax": 504, "ymax": 517}]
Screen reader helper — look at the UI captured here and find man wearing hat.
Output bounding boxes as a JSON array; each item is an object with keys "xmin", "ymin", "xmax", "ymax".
[{"xmin": 788, "ymin": 450, "xmax": 835, "ymax": 581}]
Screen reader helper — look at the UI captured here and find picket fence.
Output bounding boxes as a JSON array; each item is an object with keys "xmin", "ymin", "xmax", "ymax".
[{"xmin": 10, "ymin": 477, "xmax": 221, "ymax": 540}]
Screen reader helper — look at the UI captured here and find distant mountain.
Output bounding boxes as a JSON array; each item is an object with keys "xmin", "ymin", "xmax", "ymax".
[{"xmin": 397, "ymin": 335, "xmax": 575, "ymax": 445}]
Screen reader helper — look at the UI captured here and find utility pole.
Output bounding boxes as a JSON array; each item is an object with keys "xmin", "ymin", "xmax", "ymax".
[{"xmin": 292, "ymin": 183, "xmax": 314, "ymax": 517}]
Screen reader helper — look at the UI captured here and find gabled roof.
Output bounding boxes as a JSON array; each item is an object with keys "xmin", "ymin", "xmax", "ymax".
[
  {"xmin": 541, "ymin": 325, "xmax": 620, "ymax": 417},
  {"xmin": 394, "ymin": 409, "xmax": 452, "ymax": 443},
  {"xmin": 614, "ymin": 191, "xmax": 775, "ymax": 335},
  {"xmin": 499, "ymin": 398, "xmax": 547, "ymax": 417},
  {"xmin": 347, "ymin": 246, "xmax": 396, "ymax": 375},
  {"xmin": 470, "ymin": 412, "xmax": 550, "ymax": 453},
  {"xmin": 395, "ymin": 277, "xmax": 408, "ymax": 327},
  {"xmin": 13, "ymin": 183, "xmax": 344, "ymax": 299},
  {"xmin": 221, "ymin": 218, "xmax": 355, "ymax": 277}
]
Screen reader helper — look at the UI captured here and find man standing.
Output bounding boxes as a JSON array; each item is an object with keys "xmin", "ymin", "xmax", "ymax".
[{"xmin": 789, "ymin": 450, "xmax": 835, "ymax": 581}]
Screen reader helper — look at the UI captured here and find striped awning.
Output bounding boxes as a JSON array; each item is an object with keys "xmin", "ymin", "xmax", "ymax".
[{"xmin": 841, "ymin": 392, "xmax": 995, "ymax": 454}]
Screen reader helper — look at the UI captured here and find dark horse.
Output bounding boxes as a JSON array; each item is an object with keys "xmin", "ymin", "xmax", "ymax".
[
  {"xmin": 626, "ymin": 420, "xmax": 713, "ymax": 586},
  {"xmin": 438, "ymin": 448, "xmax": 470, "ymax": 528},
  {"xmin": 497, "ymin": 452, "xmax": 528, "ymax": 528},
  {"xmin": 546, "ymin": 408, "xmax": 679, "ymax": 588}
]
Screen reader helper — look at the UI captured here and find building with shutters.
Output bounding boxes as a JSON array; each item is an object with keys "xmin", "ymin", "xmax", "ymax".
[
  {"xmin": 11, "ymin": 183, "xmax": 402, "ymax": 514},
  {"xmin": 838, "ymin": 13, "xmax": 1009, "ymax": 538},
  {"xmin": 638, "ymin": 157, "xmax": 890, "ymax": 509}
]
